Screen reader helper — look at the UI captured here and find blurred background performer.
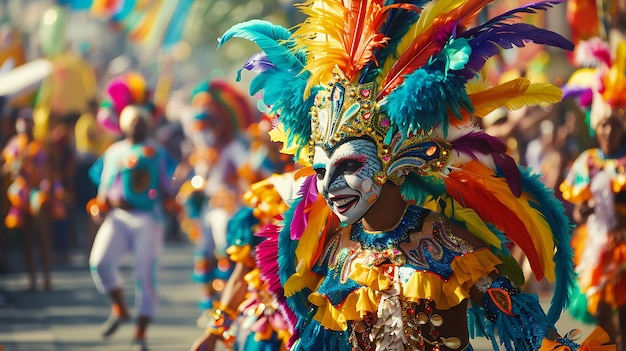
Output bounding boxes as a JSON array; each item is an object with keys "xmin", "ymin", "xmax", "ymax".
[{"xmin": 87, "ymin": 73, "xmax": 178, "ymax": 351}]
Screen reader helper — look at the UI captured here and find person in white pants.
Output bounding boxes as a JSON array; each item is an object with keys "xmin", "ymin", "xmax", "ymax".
[{"xmin": 88, "ymin": 105, "xmax": 177, "ymax": 351}]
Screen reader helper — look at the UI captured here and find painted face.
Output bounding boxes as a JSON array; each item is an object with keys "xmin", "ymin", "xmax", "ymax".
[{"xmin": 313, "ymin": 138, "xmax": 383, "ymax": 225}]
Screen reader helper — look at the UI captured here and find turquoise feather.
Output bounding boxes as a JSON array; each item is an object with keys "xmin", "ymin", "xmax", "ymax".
[
  {"xmin": 219, "ymin": 19, "xmax": 316, "ymax": 154},
  {"xmin": 218, "ymin": 20, "xmax": 304, "ymax": 73},
  {"xmin": 519, "ymin": 167, "xmax": 575, "ymax": 324}
]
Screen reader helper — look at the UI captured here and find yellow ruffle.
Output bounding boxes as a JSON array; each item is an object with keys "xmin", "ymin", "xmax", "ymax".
[
  {"xmin": 243, "ymin": 267, "xmax": 264, "ymax": 290},
  {"xmin": 242, "ymin": 176, "xmax": 289, "ymax": 221},
  {"xmin": 308, "ymin": 249, "xmax": 501, "ymax": 331},
  {"xmin": 226, "ymin": 244, "xmax": 255, "ymax": 267}
]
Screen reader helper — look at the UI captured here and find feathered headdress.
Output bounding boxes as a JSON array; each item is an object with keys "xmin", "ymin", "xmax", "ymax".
[
  {"xmin": 186, "ymin": 79, "xmax": 257, "ymax": 138},
  {"xmin": 562, "ymin": 37, "xmax": 626, "ymax": 133},
  {"xmin": 97, "ymin": 72, "xmax": 154, "ymax": 135},
  {"xmin": 220, "ymin": 0, "xmax": 575, "ymax": 328}
]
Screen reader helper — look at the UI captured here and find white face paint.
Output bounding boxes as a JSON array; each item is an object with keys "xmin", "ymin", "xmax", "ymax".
[{"xmin": 313, "ymin": 138, "xmax": 383, "ymax": 225}]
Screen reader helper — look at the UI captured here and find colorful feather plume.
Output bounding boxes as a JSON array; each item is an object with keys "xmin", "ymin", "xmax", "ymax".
[
  {"xmin": 448, "ymin": 128, "xmax": 521, "ymax": 196},
  {"xmin": 97, "ymin": 72, "xmax": 152, "ymax": 135},
  {"xmin": 293, "ymin": 0, "xmax": 394, "ymax": 90},
  {"xmin": 377, "ymin": 0, "xmax": 493, "ymax": 97},
  {"xmin": 219, "ymin": 20, "xmax": 316, "ymax": 155},
  {"xmin": 442, "ymin": 161, "xmax": 558, "ymax": 282}
]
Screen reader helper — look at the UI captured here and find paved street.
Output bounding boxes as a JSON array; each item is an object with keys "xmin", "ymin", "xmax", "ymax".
[
  {"xmin": 0, "ymin": 240, "xmax": 205, "ymax": 351},
  {"xmin": 0, "ymin": 239, "xmax": 599, "ymax": 351}
]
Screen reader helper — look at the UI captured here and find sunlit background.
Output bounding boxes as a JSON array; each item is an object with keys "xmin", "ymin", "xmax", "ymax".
[{"xmin": 0, "ymin": 0, "xmax": 573, "ymax": 92}]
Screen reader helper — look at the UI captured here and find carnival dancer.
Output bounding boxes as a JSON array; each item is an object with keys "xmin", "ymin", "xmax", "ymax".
[
  {"xmin": 176, "ymin": 79, "xmax": 258, "ymax": 324},
  {"xmin": 1, "ymin": 108, "xmax": 54, "ymax": 291},
  {"xmin": 87, "ymin": 78, "xmax": 177, "ymax": 351},
  {"xmin": 217, "ymin": 0, "xmax": 615, "ymax": 350},
  {"xmin": 561, "ymin": 38, "xmax": 626, "ymax": 351}
]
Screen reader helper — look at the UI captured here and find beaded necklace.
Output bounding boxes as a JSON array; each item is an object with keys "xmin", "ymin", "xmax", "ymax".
[{"xmin": 350, "ymin": 204, "xmax": 429, "ymax": 251}]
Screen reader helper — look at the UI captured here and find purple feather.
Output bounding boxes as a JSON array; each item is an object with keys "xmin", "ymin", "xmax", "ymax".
[
  {"xmin": 243, "ymin": 52, "xmax": 275, "ymax": 73},
  {"xmin": 460, "ymin": 23, "xmax": 573, "ymax": 77},
  {"xmin": 464, "ymin": 0, "xmax": 565, "ymax": 37},
  {"xmin": 236, "ymin": 52, "xmax": 276, "ymax": 81},
  {"xmin": 561, "ymin": 85, "xmax": 594, "ymax": 108},
  {"xmin": 452, "ymin": 131, "xmax": 522, "ymax": 196}
]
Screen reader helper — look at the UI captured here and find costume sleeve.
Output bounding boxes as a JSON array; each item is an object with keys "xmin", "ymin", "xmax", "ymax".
[{"xmin": 560, "ymin": 149, "xmax": 594, "ymax": 204}]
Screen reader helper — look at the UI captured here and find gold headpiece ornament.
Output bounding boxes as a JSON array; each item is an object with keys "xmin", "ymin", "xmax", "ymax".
[{"xmin": 310, "ymin": 67, "xmax": 450, "ymax": 185}]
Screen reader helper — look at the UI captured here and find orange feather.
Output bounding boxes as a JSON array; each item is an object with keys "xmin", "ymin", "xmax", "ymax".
[{"xmin": 295, "ymin": 0, "xmax": 390, "ymax": 89}]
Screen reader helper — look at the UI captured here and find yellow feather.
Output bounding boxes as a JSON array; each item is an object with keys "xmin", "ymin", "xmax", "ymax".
[
  {"xmin": 566, "ymin": 68, "xmax": 597, "ymax": 86},
  {"xmin": 464, "ymin": 75, "xmax": 491, "ymax": 94},
  {"xmin": 295, "ymin": 197, "xmax": 331, "ymax": 268},
  {"xmin": 294, "ymin": 0, "xmax": 348, "ymax": 90},
  {"xmin": 283, "ymin": 264, "xmax": 323, "ymax": 296},
  {"xmin": 470, "ymin": 78, "xmax": 562, "ymax": 118},
  {"xmin": 415, "ymin": 0, "xmax": 466, "ymax": 34},
  {"xmin": 438, "ymin": 195, "xmax": 502, "ymax": 249},
  {"xmin": 284, "ymin": 196, "xmax": 332, "ymax": 296}
]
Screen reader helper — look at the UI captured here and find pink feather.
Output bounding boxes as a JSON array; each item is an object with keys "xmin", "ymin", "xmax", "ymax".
[
  {"xmin": 290, "ymin": 175, "xmax": 318, "ymax": 240},
  {"xmin": 107, "ymin": 80, "xmax": 134, "ymax": 112}
]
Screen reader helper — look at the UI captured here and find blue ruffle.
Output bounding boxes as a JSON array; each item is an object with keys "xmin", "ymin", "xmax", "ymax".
[{"xmin": 293, "ymin": 319, "xmax": 352, "ymax": 351}]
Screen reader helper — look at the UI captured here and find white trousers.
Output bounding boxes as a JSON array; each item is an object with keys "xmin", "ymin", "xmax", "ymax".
[{"xmin": 89, "ymin": 208, "xmax": 164, "ymax": 316}]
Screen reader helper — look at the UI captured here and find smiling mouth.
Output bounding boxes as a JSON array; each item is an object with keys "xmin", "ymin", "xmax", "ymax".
[{"xmin": 330, "ymin": 195, "xmax": 359, "ymax": 214}]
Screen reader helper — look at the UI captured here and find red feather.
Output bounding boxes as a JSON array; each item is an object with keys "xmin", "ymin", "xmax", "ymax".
[
  {"xmin": 345, "ymin": 0, "xmax": 389, "ymax": 78},
  {"xmin": 443, "ymin": 167, "xmax": 544, "ymax": 281}
]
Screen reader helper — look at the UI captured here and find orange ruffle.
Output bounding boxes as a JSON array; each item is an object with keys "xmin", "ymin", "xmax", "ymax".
[
  {"xmin": 307, "ymin": 248, "xmax": 501, "ymax": 331},
  {"xmin": 559, "ymin": 180, "xmax": 591, "ymax": 204}
]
